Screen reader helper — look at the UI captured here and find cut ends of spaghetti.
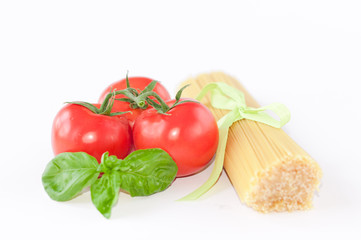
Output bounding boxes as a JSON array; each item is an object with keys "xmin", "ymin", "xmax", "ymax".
[{"xmin": 245, "ymin": 156, "xmax": 322, "ymax": 213}]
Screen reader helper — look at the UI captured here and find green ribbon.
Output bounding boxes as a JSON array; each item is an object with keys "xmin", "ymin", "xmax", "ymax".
[{"xmin": 178, "ymin": 82, "xmax": 291, "ymax": 201}]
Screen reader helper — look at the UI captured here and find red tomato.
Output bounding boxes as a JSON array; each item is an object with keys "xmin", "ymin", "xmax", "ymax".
[
  {"xmin": 132, "ymin": 99, "xmax": 219, "ymax": 177},
  {"xmin": 52, "ymin": 103, "xmax": 132, "ymax": 163},
  {"xmin": 98, "ymin": 77, "xmax": 171, "ymax": 124}
]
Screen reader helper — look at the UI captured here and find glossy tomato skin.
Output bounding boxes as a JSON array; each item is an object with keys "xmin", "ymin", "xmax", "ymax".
[
  {"xmin": 98, "ymin": 77, "xmax": 171, "ymax": 123},
  {"xmin": 133, "ymin": 99, "xmax": 219, "ymax": 177},
  {"xmin": 52, "ymin": 104, "xmax": 132, "ymax": 162}
]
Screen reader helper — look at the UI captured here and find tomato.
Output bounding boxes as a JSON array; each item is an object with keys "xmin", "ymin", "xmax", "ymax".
[
  {"xmin": 132, "ymin": 99, "xmax": 219, "ymax": 177},
  {"xmin": 98, "ymin": 77, "xmax": 171, "ymax": 124},
  {"xmin": 52, "ymin": 103, "xmax": 132, "ymax": 163}
]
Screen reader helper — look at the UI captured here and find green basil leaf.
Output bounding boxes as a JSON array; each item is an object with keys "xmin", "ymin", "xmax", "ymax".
[
  {"xmin": 118, "ymin": 149, "xmax": 178, "ymax": 197},
  {"xmin": 99, "ymin": 152, "xmax": 122, "ymax": 173},
  {"xmin": 42, "ymin": 152, "xmax": 100, "ymax": 201},
  {"xmin": 90, "ymin": 172, "xmax": 120, "ymax": 219}
]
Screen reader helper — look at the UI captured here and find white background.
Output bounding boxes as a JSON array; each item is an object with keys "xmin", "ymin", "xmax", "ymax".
[{"xmin": 1, "ymin": 0, "xmax": 360, "ymax": 239}]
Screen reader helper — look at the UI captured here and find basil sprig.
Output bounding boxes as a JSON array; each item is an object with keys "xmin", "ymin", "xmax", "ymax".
[{"xmin": 42, "ymin": 149, "xmax": 178, "ymax": 219}]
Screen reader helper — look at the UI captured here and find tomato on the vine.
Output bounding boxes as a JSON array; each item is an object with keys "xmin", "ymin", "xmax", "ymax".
[
  {"xmin": 98, "ymin": 77, "xmax": 171, "ymax": 123},
  {"xmin": 52, "ymin": 103, "xmax": 132, "ymax": 162},
  {"xmin": 132, "ymin": 99, "xmax": 219, "ymax": 177}
]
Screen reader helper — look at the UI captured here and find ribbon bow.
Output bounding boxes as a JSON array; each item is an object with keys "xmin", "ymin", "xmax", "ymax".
[{"xmin": 179, "ymin": 82, "xmax": 290, "ymax": 201}]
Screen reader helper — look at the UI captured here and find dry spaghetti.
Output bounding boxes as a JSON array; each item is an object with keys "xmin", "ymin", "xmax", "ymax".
[{"xmin": 179, "ymin": 72, "xmax": 322, "ymax": 213}]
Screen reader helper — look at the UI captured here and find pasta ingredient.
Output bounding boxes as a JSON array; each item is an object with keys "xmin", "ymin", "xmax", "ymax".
[{"xmin": 179, "ymin": 72, "xmax": 322, "ymax": 212}]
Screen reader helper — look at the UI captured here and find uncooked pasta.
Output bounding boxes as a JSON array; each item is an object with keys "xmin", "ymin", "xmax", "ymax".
[{"xmin": 180, "ymin": 72, "xmax": 322, "ymax": 212}]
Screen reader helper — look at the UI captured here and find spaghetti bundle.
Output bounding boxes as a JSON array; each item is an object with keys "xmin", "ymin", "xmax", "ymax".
[{"xmin": 180, "ymin": 72, "xmax": 322, "ymax": 213}]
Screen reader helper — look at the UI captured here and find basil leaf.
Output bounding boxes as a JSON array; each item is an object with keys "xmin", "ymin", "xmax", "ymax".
[
  {"xmin": 118, "ymin": 149, "xmax": 178, "ymax": 197},
  {"xmin": 42, "ymin": 152, "xmax": 100, "ymax": 201},
  {"xmin": 91, "ymin": 172, "xmax": 120, "ymax": 219},
  {"xmin": 99, "ymin": 152, "xmax": 122, "ymax": 173}
]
